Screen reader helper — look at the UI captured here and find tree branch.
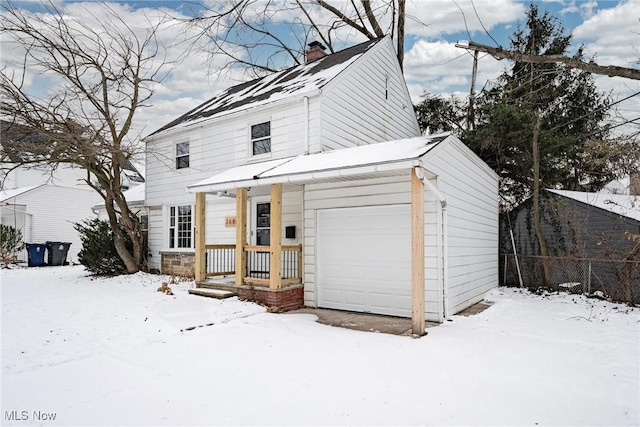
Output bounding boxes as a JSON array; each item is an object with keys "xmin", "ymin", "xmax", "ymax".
[{"xmin": 458, "ymin": 41, "xmax": 640, "ymax": 81}]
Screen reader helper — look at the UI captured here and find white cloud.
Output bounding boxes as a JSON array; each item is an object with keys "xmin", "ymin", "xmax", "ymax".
[
  {"xmin": 405, "ymin": 0, "xmax": 525, "ymax": 38},
  {"xmin": 573, "ymin": 0, "xmax": 640, "ymax": 66},
  {"xmin": 403, "ymin": 39, "xmax": 506, "ymax": 101},
  {"xmin": 572, "ymin": 0, "xmax": 640, "ymax": 135}
]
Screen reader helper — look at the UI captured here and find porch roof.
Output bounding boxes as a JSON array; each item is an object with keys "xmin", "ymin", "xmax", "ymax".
[{"xmin": 187, "ymin": 134, "xmax": 449, "ymax": 193}]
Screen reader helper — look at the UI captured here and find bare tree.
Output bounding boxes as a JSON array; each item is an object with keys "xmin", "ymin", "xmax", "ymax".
[
  {"xmin": 0, "ymin": 1, "xmax": 173, "ymax": 273},
  {"xmin": 187, "ymin": 0, "xmax": 407, "ymax": 76}
]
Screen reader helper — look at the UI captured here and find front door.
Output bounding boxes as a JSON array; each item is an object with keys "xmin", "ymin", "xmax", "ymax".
[
  {"xmin": 250, "ymin": 198, "xmax": 270, "ymax": 277},
  {"xmin": 255, "ymin": 202, "xmax": 271, "ymax": 246}
]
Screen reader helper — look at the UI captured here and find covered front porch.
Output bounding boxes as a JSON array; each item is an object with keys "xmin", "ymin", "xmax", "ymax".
[
  {"xmin": 187, "ymin": 137, "xmax": 450, "ymax": 336},
  {"xmin": 192, "ymin": 183, "xmax": 305, "ymax": 312}
]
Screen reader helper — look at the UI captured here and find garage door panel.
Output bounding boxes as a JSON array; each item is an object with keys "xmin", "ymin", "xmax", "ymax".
[
  {"xmin": 317, "ymin": 205, "xmax": 412, "ymax": 317},
  {"xmin": 345, "ymin": 265, "xmax": 366, "ymax": 280},
  {"xmin": 321, "ymin": 288, "xmax": 342, "ymax": 305},
  {"xmin": 322, "ymin": 264, "xmax": 343, "ymax": 279},
  {"xmin": 366, "ymin": 265, "xmax": 396, "ymax": 281},
  {"xmin": 345, "ymin": 290, "xmax": 366, "ymax": 305}
]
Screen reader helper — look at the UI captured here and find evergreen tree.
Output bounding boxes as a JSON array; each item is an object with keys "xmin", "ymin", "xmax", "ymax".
[{"xmin": 466, "ymin": 4, "xmax": 614, "ymax": 210}]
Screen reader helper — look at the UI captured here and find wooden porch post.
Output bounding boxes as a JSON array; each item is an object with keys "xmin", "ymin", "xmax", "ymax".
[
  {"xmin": 194, "ymin": 192, "xmax": 206, "ymax": 283},
  {"xmin": 411, "ymin": 168, "xmax": 426, "ymax": 336},
  {"xmin": 235, "ymin": 188, "xmax": 247, "ymax": 286},
  {"xmin": 270, "ymin": 183, "xmax": 282, "ymax": 289}
]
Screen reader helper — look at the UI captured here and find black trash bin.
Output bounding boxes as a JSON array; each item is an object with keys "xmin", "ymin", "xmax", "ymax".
[
  {"xmin": 25, "ymin": 243, "xmax": 47, "ymax": 267},
  {"xmin": 45, "ymin": 241, "xmax": 72, "ymax": 266}
]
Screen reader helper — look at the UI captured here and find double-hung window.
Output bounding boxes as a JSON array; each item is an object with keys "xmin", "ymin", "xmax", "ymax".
[
  {"xmin": 169, "ymin": 205, "xmax": 193, "ymax": 248},
  {"xmin": 251, "ymin": 122, "xmax": 271, "ymax": 155},
  {"xmin": 176, "ymin": 141, "xmax": 189, "ymax": 169}
]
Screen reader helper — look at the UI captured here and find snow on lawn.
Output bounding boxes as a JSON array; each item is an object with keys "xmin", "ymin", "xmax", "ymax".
[{"xmin": 1, "ymin": 266, "xmax": 638, "ymax": 426}]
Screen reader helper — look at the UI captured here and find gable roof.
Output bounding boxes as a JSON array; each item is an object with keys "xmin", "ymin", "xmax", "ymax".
[
  {"xmin": 0, "ymin": 185, "xmax": 43, "ymax": 203},
  {"xmin": 149, "ymin": 38, "xmax": 385, "ymax": 136},
  {"xmin": 547, "ymin": 189, "xmax": 640, "ymax": 221},
  {"xmin": 187, "ymin": 134, "xmax": 450, "ymax": 193}
]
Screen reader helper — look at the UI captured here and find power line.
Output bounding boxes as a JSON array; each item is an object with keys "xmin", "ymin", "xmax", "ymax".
[{"xmin": 547, "ymin": 90, "xmax": 640, "ymax": 133}]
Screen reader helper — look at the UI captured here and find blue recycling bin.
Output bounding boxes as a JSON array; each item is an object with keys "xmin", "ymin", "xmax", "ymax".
[
  {"xmin": 45, "ymin": 241, "xmax": 72, "ymax": 266},
  {"xmin": 26, "ymin": 243, "xmax": 47, "ymax": 267}
]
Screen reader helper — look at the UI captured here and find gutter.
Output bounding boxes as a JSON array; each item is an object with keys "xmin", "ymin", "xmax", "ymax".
[
  {"xmin": 415, "ymin": 166, "xmax": 449, "ymax": 322},
  {"xmin": 186, "ymin": 159, "xmax": 420, "ymax": 194},
  {"xmin": 304, "ymin": 96, "xmax": 310, "ymax": 155}
]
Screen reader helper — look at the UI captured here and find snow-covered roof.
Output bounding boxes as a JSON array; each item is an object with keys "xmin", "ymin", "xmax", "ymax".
[
  {"xmin": 91, "ymin": 184, "xmax": 145, "ymax": 211},
  {"xmin": 547, "ymin": 189, "xmax": 640, "ymax": 221},
  {"xmin": 149, "ymin": 38, "xmax": 384, "ymax": 136},
  {"xmin": 122, "ymin": 184, "xmax": 145, "ymax": 204},
  {"xmin": 0, "ymin": 185, "xmax": 42, "ymax": 203},
  {"xmin": 602, "ymin": 177, "xmax": 630, "ymax": 195},
  {"xmin": 188, "ymin": 134, "xmax": 449, "ymax": 193}
]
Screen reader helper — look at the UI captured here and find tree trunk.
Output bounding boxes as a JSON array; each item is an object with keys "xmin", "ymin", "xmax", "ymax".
[
  {"xmin": 532, "ymin": 113, "xmax": 552, "ymax": 286},
  {"xmin": 113, "ymin": 226, "xmax": 138, "ymax": 274},
  {"xmin": 104, "ymin": 190, "xmax": 141, "ymax": 274}
]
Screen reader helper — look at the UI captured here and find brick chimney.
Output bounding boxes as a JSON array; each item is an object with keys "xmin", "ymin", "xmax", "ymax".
[
  {"xmin": 630, "ymin": 171, "xmax": 640, "ymax": 196},
  {"xmin": 305, "ymin": 41, "xmax": 327, "ymax": 63}
]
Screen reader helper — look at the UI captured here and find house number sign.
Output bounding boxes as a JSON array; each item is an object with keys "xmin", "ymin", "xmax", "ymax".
[{"xmin": 225, "ymin": 216, "xmax": 236, "ymax": 227}]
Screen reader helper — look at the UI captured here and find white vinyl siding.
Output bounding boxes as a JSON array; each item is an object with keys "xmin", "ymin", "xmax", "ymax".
[
  {"xmin": 147, "ymin": 206, "xmax": 163, "ymax": 270},
  {"xmin": 145, "ymin": 99, "xmax": 316, "ymax": 261},
  {"xmin": 320, "ymin": 37, "xmax": 420, "ymax": 151},
  {"xmin": 426, "ymin": 139, "xmax": 499, "ymax": 315},
  {"xmin": 145, "ymin": 100, "xmax": 318, "ymax": 209},
  {"xmin": 0, "ymin": 185, "xmax": 99, "ymax": 264}
]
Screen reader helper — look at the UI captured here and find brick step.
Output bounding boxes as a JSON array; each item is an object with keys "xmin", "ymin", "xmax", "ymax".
[{"xmin": 188, "ymin": 288, "xmax": 238, "ymax": 299}]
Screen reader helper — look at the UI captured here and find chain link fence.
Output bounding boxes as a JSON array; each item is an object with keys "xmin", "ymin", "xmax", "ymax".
[{"xmin": 501, "ymin": 254, "xmax": 640, "ymax": 304}]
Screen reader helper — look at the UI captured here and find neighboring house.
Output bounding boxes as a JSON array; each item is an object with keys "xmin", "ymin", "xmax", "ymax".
[
  {"xmin": 92, "ymin": 184, "xmax": 148, "ymax": 223},
  {"xmin": 145, "ymin": 37, "xmax": 499, "ymax": 331},
  {"xmin": 0, "ymin": 183, "xmax": 99, "ymax": 263},
  {"xmin": 1, "ymin": 120, "xmax": 145, "ymax": 264},
  {"xmin": 504, "ymin": 185, "xmax": 640, "ymax": 301}
]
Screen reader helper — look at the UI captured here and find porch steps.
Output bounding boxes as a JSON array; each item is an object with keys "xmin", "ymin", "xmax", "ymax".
[{"xmin": 188, "ymin": 288, "xmax": 238, "ymax": 299}]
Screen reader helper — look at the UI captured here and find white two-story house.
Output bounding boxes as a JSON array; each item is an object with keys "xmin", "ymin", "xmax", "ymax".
[{"xmin": 145, "ymin": 37, "xmax": 499, "ymax": 334}]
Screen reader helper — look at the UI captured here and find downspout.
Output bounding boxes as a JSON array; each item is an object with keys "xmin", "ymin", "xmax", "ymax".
[
  {"xmin": 303, "ymin": 96, "xmax": 310, "ymax": 155},
  {"xmin": 415, "ymin": 166, "xmax": 449, "ymax": 321}
]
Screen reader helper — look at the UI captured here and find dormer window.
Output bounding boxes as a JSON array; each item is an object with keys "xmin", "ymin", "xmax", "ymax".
[
  {"xmin": 251, "ymin": 122, "xmax": 271, "ymax": 155},
  {"xmin": 176, "ymin": 141, "xmax": 189, "ymax": 169}
]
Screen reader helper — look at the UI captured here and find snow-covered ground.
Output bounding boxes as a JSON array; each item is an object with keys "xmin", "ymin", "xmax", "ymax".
[{"xmin": 1, "ymin": 266, "xmax": 638, "ymax": 426}]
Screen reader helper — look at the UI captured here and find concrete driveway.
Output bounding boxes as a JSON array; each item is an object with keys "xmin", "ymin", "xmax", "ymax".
[{"xmin": 289, "ymin": 302, "xmax": 492, "ymax": 336}]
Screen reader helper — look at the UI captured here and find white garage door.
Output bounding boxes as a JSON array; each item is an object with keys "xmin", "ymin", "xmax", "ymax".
[{"xmin": 317, "ymin": 205, "xmax": 412, "ymax": 317}]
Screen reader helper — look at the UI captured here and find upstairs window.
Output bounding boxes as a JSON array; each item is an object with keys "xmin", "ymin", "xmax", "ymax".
[
  {"xmin": 169, "ymin": 205, "xmax": 192, "ymax": 248},
  {"xmin": 176, "ymin": 141, "xmax": 189, "ymax": 169},
  {"xmin": 251, "ymin": 122, "xmax": 271, "ymax": 155}
]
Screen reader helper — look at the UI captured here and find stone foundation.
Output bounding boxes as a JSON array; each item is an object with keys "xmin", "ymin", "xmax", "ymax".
[
  {"xmin": 237, "ymin": 284, "xmax": 304, "ymax": 312},
  {"xmin": 161, "ymin": 252, "xmax": 195, "ymax": 278}
]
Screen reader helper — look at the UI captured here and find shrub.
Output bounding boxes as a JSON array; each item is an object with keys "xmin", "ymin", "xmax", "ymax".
[
  {"xmin": 74, "ymin": 219, "xmax": 132, "ymax": 276},
  {"xmin": 0, "ymin": 224, "xmax": 25, "ymax": 265}
]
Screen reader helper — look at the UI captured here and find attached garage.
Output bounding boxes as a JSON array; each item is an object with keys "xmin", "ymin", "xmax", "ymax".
[
  {"xmin": 316, "ymin": 205, "xmax": 411, "ymax": 317},
  {"xmin": 188, "ymin": 134, "xmax": 499, "ymax": 334}
]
